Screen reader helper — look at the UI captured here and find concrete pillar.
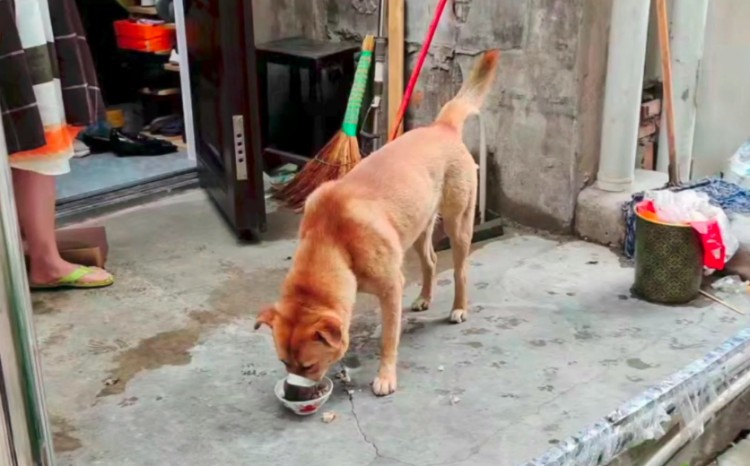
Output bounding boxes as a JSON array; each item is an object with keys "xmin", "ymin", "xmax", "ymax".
[
  {"xmin": 655, "ymin": 0, "xmax": 709, "ymax": 180},
  {"xmin": 596, "ymin": 0, "xmax": 651, "ymax": 192}
]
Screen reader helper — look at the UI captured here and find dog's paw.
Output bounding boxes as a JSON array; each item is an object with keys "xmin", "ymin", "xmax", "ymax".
[
  {"xmin": 449, "ymin": 309, "xmax": 468, "ymax": 324},
  {"xmin": 372, "ymin": 371, "xmax": 397, "ymax": 396},
  {"xmin": 410, "ymin": 296, "xmax": 431, "ymax": 312}
]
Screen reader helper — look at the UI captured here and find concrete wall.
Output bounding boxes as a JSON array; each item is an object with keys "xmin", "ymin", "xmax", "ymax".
[
  {"xmin": 643, "ymin": 0, "xmax": 674, "ymax": 85},
  {"xmin": 323, "ymin": 0, "xmax": 611, "ymax": 231},
  {"xmin": 252, "ymin": 0, "xmax": 325, "ymax": 43},
  {"xmin": 251, "ymin": 0, "xmax": 327, "ymax": 156},
  {"xmin": 691, "ymin": 0, "xmax": 750, "ymax": 179},
  {"xmin": 641, "ymin": 0, "xmax": 750, "ymax": 180},
  {"xmin": 251, "ymin": 0, "xmax": 611, "ymax": 231}
]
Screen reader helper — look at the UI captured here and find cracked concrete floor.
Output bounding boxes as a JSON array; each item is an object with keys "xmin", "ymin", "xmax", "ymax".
[{"xmin": 33, "ymin": 190, "xmax": 750, "ymax": 466}]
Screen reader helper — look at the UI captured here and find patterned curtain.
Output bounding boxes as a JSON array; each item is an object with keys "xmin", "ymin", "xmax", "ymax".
[{"xmin": 0, "ymin": 0, "xmax": 104, "ymax": 159}]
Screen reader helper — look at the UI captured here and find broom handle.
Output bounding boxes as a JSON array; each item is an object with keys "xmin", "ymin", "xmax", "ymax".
[
  {"xmin": 656, "ymin": 0, "xmax": 680, "ymax": 185},
  {"xmin": 342, "ymin": 38, "xmax": 375, "ymax": 137},
  {"xmin": 388, "ymin": 0, "xmax": 404, "ymax": 140},
  {"xmin": 388, "ymin": 0, "xmax": 449, "ymax": 142}
]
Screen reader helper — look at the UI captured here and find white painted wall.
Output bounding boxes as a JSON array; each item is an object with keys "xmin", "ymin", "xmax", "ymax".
[
  {"xmin": 643, "ymin": 0, "xmax": 673, "ymax": 85},
  {"xmin": 691, "ymin": 0, "xmax": 750, "ymax": 179}
]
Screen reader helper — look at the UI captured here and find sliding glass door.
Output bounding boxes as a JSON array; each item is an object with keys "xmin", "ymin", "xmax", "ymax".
[{"xmin": 0, "ymin": 114, "xmax": 55, "ymax": 465}]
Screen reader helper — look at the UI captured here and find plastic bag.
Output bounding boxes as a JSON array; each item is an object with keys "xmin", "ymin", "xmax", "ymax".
[
  {"xmin": 711, "ymin": 275, "xmax": 750, "ymax": 294},
  {"xmin": 730, "ymin": 213, "xmax": 750, "ymax": 247},
  {"xmin": 641, "ymin": 190, "xmax": 739, "ymax": 270},
  {"xmin": 646, "ymin": 190, "xmax": 713, "ymax": 223},
  {"xmin": 724, "ymin": 140, "xmax": 750, "ymax": 189}
]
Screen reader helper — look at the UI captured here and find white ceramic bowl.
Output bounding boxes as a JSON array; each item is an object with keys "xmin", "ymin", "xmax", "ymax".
[{"xmin": 274, "ymin": 376, "xmax": 334, "ymax": 416}]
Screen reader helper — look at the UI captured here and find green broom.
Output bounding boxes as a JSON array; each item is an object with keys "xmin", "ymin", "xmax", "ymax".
[{"xmin": 274, "ymin": 36, "xmax": 375, "ymax": 210}]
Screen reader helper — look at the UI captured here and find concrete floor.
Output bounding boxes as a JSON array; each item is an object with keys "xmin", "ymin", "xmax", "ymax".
[
  {"xmin": 34, "ymin": 190, "xmax": 750, "ymax": 466},
  {"xmin": 715, "ymin": 438, "xmax": 750, "ymax": 465}
]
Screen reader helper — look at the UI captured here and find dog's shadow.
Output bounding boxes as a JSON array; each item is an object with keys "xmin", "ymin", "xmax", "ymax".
[
  {"xmin": 352, "ymin": 312, "xmax": 459, "ymax": 370},
  {"xmin": 330, "ymin": 311, "xmax": 455, "ymax": 390},
  {"xmin": 352, "ymin": 309, "xmax": 454, "ymax": 345},
  {"xmin": 273, "ymin": 313, "xmax": 461, "ymax": 417},
  {"xmin": 401, "ymin": 312, "xmax": 452, "ymax": 339}
]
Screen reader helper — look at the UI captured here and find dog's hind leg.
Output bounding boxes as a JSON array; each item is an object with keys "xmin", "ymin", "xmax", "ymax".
[
  {"xmin": 410, "ymin": 215, "xmax": 438, "ymax": 312},
  {"xmin": 442, "ymin": 162, "xmax": 477, "ymax": 324}
]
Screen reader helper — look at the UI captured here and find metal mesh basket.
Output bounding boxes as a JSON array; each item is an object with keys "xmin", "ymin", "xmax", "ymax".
[{"xmin": 632, "ymin": 208, "xmax": 703, "ymax": 304}]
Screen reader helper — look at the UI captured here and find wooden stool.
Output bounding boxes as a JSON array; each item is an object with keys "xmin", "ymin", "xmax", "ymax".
[{"xmin": 256, "ymin": 37, "xmax": 359, "ymax": 168}]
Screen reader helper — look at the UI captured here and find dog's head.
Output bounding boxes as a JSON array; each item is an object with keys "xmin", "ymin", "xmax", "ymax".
[{"xmin": 254, "ymin": 303, "xmax": 347, "ymax": 381}]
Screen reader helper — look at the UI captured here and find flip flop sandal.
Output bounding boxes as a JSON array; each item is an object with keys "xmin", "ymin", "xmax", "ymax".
[{"xmin": 30, "ymin": 266, "xmax": 114, "ymax": 290}]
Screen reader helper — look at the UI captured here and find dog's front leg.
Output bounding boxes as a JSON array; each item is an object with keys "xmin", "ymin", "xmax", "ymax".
[{"xmin": 372, "ymin": 285, "xmax": 403, "ymax": 396}]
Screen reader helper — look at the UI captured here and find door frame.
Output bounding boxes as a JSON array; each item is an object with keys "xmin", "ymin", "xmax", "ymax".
[
  {"xmin": 0, "ymin": 111, "xmax": 56, "ymax": 466},
  {"xmin": 173, "ymin": 0, "xmax": 197, "ymax": 162}
]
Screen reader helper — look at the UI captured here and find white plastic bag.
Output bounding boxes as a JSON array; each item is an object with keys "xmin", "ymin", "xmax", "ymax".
[
  {"xmin": 645, "ymin": 191, "xmax": 713, "ymax": 223},
  {"xmin": 643, "ymin": 190, "xmax": 739, "ymax": 267},
  {"xmin": 730, "ymin": 213, "xmax": 750, "ymax": 247},
  {"xmin": 712, "ymin": 275, "xmax": 750, "ymax": 294},
  {"xmin": 717, "ymin": 210, "xmax": 740, "ymax": 263},
  {"xmin": 725, "ymin": 140, "xmax": 750, "ymax": 188}
]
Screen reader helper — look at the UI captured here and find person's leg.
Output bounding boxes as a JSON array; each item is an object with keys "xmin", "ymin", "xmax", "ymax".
[{"xmin": 11, "ymin": 167, "xmax": 111, "ymax": 285}]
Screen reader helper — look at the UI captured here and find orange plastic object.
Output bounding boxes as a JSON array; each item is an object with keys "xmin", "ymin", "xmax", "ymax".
[
  {"xmin": 638, "ymin": 209, "xmax": 661, "ymax": 223},
  {"xmin": 635, "ymin": 200, "xmax": 690, "ymax": 227},
  {"xmin": 114, "ymin": 20, "xmax": 172, "ymax": 40},
  {"xmin": 114, "ymin": 20, "xmax": 174, "ymax": 52},
  {"xmin": 117, "ymin": 36, "xmax": 173, "ymax": 52}
]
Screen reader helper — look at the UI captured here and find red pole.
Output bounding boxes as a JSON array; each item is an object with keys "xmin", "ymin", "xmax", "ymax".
[{"xmin": 388, "ymin": 0, "xmax": 450, "ymax": 142}]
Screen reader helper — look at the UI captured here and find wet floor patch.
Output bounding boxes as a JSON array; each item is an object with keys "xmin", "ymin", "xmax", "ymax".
[
  {"xmin": 626, "ymin": 358, "xmax": 657, "ymax": 370},
  {"xmin": 52, "ymin": 416, "xmax": 82, "ymax": 453},
  {"xmin": 98, "ymin": 265, "xmax": 287, "ymax": 397},
  {"xmin": 98, "ymin": 327, "xmax": 200, "ymax": 397}
]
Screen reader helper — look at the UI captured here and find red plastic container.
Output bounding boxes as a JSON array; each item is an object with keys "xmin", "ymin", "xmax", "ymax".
[
  {"xmin": 116, "ymin": 36, "xmax": 173, "ymax": 53},
  {"xmin": 114, "ymin": 20, "xmax": 174, "ymax": 52}
]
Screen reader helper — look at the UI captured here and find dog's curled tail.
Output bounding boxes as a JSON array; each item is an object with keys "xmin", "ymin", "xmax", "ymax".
[{"xmin": 435, "ymin": 50, "xmax": 499, "ymax": 131}]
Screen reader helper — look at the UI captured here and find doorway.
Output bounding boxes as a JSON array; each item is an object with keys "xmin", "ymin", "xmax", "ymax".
[
  {"xmin": 0, "ymin": 0, "xmax": 270, "ymax": 462},
  {"xmin": 56, "ymin": 0, "xmax": 199, "ymax": 220},
  {"xmin": 57, "ymin": 0, "xmax": 268, "ymax": 240}
]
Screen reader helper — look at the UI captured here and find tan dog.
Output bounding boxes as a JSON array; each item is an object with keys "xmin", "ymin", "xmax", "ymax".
[{"xmin": 255, "ymin": 51, "xmax": 500, "ymax": 396}]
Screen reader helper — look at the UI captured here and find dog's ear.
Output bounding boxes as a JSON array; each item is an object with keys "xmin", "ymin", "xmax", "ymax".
[
  {"xmin": 254, "ymin": 306, "xmax": 278, "ymax": 330},
  {"xmin": 313, "ymin": 316, "xmax": 343, "ymax": 349}
]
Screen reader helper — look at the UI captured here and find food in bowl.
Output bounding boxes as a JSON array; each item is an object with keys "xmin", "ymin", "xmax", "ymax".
[
  {"xmin": 275, "ymin": 376, "xmax": 333, "ymax": 416},
  {"xmin": 283, "ymin": 374, "xmax": 324, "ymax": 402}
]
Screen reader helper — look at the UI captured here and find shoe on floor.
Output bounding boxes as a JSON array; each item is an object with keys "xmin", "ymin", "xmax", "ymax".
[
  {"xmin": 110, "ymin": 129, "xmax": 177, "ymax": 157},
  {"xmin": 73, "ymin": 139, "xmax": 91, "ymax": 158},
  {"xmin": 79, "ymin": 131, "xmax": 111, "ymax": 153}
]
